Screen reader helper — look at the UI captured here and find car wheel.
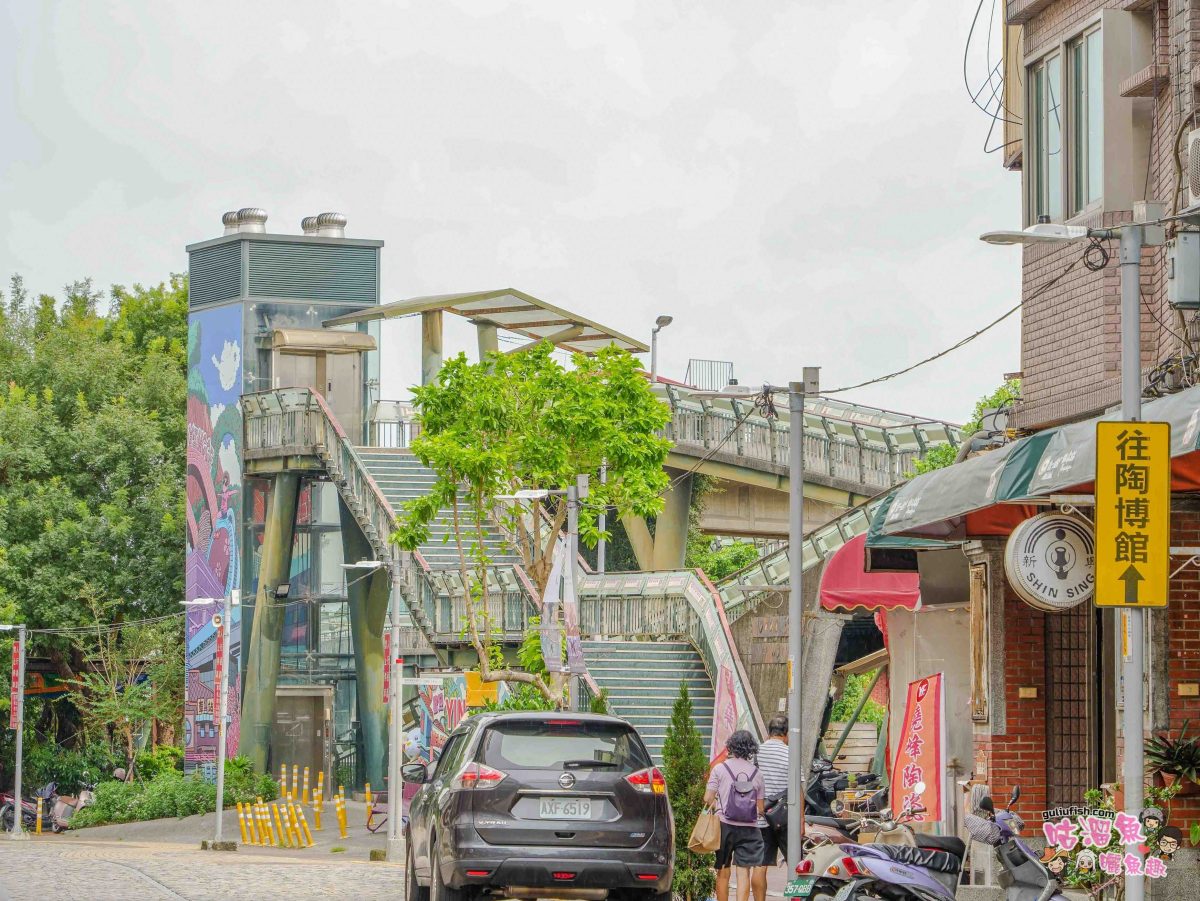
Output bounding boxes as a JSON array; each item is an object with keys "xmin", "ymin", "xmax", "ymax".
[
  {"xmin": 407, "ymin": 830, "xmax": 430, "ymax": 901},
  {"xmin": 431, "ymin": 837, "xmax": 472, "ymax": 901}
]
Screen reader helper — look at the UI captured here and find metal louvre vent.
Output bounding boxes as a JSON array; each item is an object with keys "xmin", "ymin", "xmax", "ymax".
[
  {"xmin": 248, "ymin": 242, "xmax": 378, "ymax": 303},
  {"xmin": 189, "ymin": 242, "xmax": 242, "ymax": 308}
]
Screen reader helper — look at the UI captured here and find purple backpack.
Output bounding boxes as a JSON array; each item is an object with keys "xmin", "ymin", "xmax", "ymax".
[{"xmin": 721, "ymin": 763, "xmax": 759, "ymax": 824}]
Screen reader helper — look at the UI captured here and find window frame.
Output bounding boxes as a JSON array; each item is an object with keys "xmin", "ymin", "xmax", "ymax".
[
  {"xmin": 1069, "ymin": 25, "xmax": 1104, "ymax": 217},
  {"xmin": 1027, "ymin": 50, "xmax": 1065, "ymax": 223}
]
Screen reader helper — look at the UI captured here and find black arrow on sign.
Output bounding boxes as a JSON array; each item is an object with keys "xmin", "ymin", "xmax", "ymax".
[{"xmin": 1120, "ymin": 565, "xmax": 1144, "ymax": 604}]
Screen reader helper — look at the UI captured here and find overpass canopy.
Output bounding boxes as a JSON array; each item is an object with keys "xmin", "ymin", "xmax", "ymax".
[{"xmin": 322, "ymin": 288, "xmax": 648, "ymax": 355}]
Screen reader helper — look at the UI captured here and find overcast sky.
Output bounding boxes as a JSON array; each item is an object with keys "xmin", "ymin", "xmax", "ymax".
[{"xmin": 1, "ymin": 1, "xmax": 1020, "ymax": 423}]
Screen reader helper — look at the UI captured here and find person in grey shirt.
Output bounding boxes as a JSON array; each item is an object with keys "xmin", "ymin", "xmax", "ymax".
[{"xmin": 753, "ymin": 716, "xmax": 789, "ymax": 901}]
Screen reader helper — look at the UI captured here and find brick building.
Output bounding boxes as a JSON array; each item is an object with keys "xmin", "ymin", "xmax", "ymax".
[{"xmin": 866, "ymin": 0, "xmax": 1200, "ymax": 869}]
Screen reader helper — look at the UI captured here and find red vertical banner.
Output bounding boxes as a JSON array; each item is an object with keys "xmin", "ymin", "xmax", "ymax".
[
  {"xmin": 383, "ymin": 633, "xmax": 392, "ymax": 703},
  {"xmin": 892, "ymin": 673, "xmax": 945, "ymax": 823},
  {"xmin": 9, "ymin": 641, "xmax": 19, "ymax": 730},
  {"xmin": 212, "ymin": 621, "xmax": 224, "ymax": 733},
  {"xmin": 710, "ymin": 664, "xmax": 737, "ymax": 762}
]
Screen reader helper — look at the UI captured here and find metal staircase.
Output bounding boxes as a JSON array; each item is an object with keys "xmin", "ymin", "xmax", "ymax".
[{"xmin": 582, "ymin": 640, "xmax": 715, "ymax": 761}]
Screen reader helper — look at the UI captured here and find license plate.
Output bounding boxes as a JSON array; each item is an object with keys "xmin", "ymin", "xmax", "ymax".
[
  {"xmin": 538, "ymin": 797, "xmax": 593, "ymax": 819},
  {"xmin": 784, "ymin": 877, "xmax": 816, "ymax": 898}
]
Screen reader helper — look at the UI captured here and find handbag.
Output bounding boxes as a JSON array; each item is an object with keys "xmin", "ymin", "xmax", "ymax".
[
  {"xmin": 764, "ymin": 790, "xmax": 788, "ymax": 831},
  {"xmin": 688, "ymin": 807, "xmax": 721, "ymax": 853}
]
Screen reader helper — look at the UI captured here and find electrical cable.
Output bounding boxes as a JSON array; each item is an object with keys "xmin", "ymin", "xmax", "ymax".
[
  {"xmin": 823, "ymin": 247, "xmax": 1091, "ymax": 395},
  {"xmin": 964, "ymin": 0, "xmax": 1022, "ymax": 125},
  {"xmin": 29, "ymin": 611, "xmax": 185, "ymax": 636}
]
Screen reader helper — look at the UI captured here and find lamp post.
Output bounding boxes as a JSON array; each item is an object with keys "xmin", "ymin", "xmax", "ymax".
[
  {"xmin": 182, "ymin": 590, "xmax": 240, "ymax": 846},
  {"xmin": 982, "ymin": 209, "xmax": 1164, "ymax": 901},
  {"xmin": 650, "ymin": 315, "xmax": 673, "ymax": 384},
  {"xmin": 2, "ymin": 623, "xmax": 27, "ymax": 840}
]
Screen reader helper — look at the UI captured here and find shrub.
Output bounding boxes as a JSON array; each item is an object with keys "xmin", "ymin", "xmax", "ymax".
[
  {"xmin": 830, "ymin": 671, "xmax": 886, "ymax": 727},
  {"xmin": 70, "ymin": 759, "xmax": 279, "ymax": 828},
  {"xmin": 663, "ymin": 682, "xmax": 715, "ymax": 901},
  {"xmin": 134, "ymin": 746, "xmax": 184, "ymax": 781},
  {"xmin": 23, "ymin": 743, "xmax": 121, "ymax": 795}
]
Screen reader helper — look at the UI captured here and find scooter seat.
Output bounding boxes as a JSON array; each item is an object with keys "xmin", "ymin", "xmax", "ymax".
[
  {"xmin": 870, "ymin": 843, "xmax": 962, "ymax": 874},
  {"xmin": 915, "ymin": 834, "xmax": 966, "ymax": 858},
  {"xmin": 806, "ymin": 816, "xmax": 858, "ymax": 833}
]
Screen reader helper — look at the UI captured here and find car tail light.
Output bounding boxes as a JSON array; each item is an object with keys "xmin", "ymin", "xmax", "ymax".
[
  {"xmin": 626, "ymin": 767, "xmax": 667, "ymax": 795},
  {"xmin": 465, "ymin": 870, "xmax": 491, "ymax": 878},
  {"xmin": 842, "ymin": 856, "xmax": 870, "ymax": 878},
  {"xmin": 553, "ymin": 872, "xmax": 576, "ymax": 881},
  {"xmin": 546, "ymin": 720, "xmax": 583, "ymax": 726},
  {"xmin": 636, "ymin": 874, "xmax": 659, "ymax": 881},
  {"xmin": 795, "ymin": 860, "xmax": 813, "ymax": 875},
  {"xmin": 453, "ymin": 763, "xmax": 507, "ymax": 790}
]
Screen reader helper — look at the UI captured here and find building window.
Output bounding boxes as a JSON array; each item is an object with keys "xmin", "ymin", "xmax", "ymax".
[
  {"xmin": 1029, "ymin": 53, "xmax": 1064, "ymax": 222},
  {"xmin": 1071, "ymin": 27, "xmax": 1103, "ymax": 213}
]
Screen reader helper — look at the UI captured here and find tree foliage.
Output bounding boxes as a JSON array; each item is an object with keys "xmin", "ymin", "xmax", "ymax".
[
  {"xmin": 392, "ymin": 344, "xmax": 671, "ymax": 703},
  {"xmin": 0, "ymin": 273, "xmax": 187, "ymax": 747},
  {"xmin": 909, "ymin": 378, "xmax": 1022, "ymax": 476},
  {"xmin": 663, "ymin": 681, "xmax": 715, "ymax": 901},
  {"xmin": 685, "ymin": 475, "xmax": 759, "ymax": 580}
]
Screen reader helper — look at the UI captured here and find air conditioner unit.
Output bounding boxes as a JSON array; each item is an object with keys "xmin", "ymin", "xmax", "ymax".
[{"xmin": 1186, "ymin": 128, "xmax": 1200, "ymax": 209}]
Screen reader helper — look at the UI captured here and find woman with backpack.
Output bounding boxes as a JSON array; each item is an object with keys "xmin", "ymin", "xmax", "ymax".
[{"xmin": 703, "ymin": 730, "xmax": 766, "ymax": 901}]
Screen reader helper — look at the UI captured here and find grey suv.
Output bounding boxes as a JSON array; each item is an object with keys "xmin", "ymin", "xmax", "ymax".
[{"xmin": 403, "ymin": 711, "xmax": 674, "ymax": 901}]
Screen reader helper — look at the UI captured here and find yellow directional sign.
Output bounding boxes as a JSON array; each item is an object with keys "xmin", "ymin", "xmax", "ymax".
[{"xmin": 1094, "ymin": 421, "xmax": 1170, "ymax": 607}]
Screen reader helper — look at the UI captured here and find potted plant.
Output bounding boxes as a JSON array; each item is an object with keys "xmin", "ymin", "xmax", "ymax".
[{"xmin": 1145, "ymin": 721, "xmax": 1200, "ymax": 796}]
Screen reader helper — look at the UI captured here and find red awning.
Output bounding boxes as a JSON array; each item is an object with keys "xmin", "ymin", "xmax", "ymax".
[{"xmin": 819, "ymin": 534, "xmax": 921, "ymax": 613}]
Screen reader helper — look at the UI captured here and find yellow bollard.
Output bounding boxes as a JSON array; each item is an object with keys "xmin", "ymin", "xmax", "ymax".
[
  {"xmin": 260, "ymin": 802, "xmax": 275, "ymax": 847},
  {"xmin": 236, "ymin": 802, "xmax": 250, "ymax": 845},
  {"xmin": 313, "ymin": 788, "xmax": 323, "ymax": 831},
  {"xmin": 35, "ymin": 797, "xmax": 43, "ymax": 835},
  {"xmin": 279, "ymin": 763, "xmax": 288, "ymax": 801},
  {"xmin": 302, "ymin": 767, "xmax": 310, "ymax": 806},
  {"xmin": 335, "ymin": 790, "xmax": 348, "ymax": 839},
  {"xmin": 287, "ymin": 802, "xmax": 303, "ymax": 848},
  {"xmin": 291, "ymin": 765, "xmax": 299, "ymax": 802},
  {"xmin": 365, "ymin": 782, "xmax": 373, "ymax": 829},
  {"xmin": 295, "ymin": 802, "xmax": 315, "ymax": 848},
  {"xmin": 272, "ymin": 803, "xmax": 290, "ymax": 848},
  {"xmin": 316, "ymin": 770, "xmax": 324, "ymax": 803},
  {"xmin": 248, "ymin": 803, "xmax": 261, "ymax": 846}
]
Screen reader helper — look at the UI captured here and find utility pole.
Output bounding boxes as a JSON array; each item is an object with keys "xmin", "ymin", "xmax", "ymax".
[
  {"xmin": 597, "ymin": 463, "xmax": 607, "ymax": 575},
  {"xmin": 6, "ymin": 624, "xmax": 27, "ymax": 840},
  {"xmin": 1119, "ymin": 223, "xmax": 1147, "ymax": 901},
  {"xmin": 213, "ymin": 589, "xmax": 237, "ymax": 845},
  {"xmin": 786, "ymin": 369, "xmax": 819, "ymax": 871},
  {"xmin": 387, "ymin": 556, "xmax": 406, "ymax": 862}
]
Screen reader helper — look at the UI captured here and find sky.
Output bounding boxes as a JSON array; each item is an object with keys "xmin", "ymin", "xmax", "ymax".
[{"xmin": 0, "ymin": 0, "xmax": 1021, "ymax": 424}]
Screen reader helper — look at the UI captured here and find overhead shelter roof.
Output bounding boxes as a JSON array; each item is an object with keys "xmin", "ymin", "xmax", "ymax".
[
  {"xmin": 873, "ymin": 384, "xmax": 1200, "ymax": 542},
  {"xmin": 321, "ymin": 288, "xmax": 649, "ymax": 355}
]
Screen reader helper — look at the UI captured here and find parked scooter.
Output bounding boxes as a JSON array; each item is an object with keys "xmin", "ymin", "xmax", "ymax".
[
  {"xmin": 964, "ymin": 786, "xmax": 1071, "ymax": 901},
  {"xmin": 794, "ymin": 802, "xmax": 929, "ymax": 900},
  {"xmin": 0, "ymin": 782, "xmax": 56, "ymax": 832},
  {"xmin": 48, "ymin": 771, "xmax": 97, "ymax": 832}
]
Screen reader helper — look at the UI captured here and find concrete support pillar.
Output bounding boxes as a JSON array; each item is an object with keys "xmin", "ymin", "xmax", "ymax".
[
  {"xmin": 476, "ymin": 322, "xmax": 499, "ymax": 360},
  {"xmin": 240, "ymin": 472, "xmax": 301, "ymax": 773},
  {"xmin": 620, "ymin": 514, "xmax": 655, "ymax": 571},
  {"xmin": 339, "ymin": 501, "xmax": 390, "ymax": 789},
  {"xmin": 421, "ymin": 310, "xmax": 443, "ymax": 385},
  {"xmin": 652, "ymin": 474, "xmax": 692, "ymax": 571}
]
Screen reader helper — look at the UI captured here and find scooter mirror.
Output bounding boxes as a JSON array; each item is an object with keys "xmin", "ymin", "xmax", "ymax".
[{"xmin": 1010, "ymin": 785, "xmax": 1021, "ymax": 805}]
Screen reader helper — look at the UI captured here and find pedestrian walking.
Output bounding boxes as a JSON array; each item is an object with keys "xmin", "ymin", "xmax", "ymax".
[
  {"xmin": 704, "ymin": 730, "xmax": 765, "ymax": 901},
  {"xmin": 753, "ymin": 716, "xmax": 789, "ymax": 901}
]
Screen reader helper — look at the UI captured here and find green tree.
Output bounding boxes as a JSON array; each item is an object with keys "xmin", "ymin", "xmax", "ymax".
[
  {"xmin": 0, "ymin": 274, "xmax": 187, "ymax": 749},
  {"xmin": 392, "ymin": 343, "xmax": 671, "ymax": 703},
  {"xmin": 685, "ymin": 475, "xmax": 760, "ymax": 580},
  {"xmin": 910, "ymin": 378, "xmax": 1021, "ymax": 475},
  {"xmin": 663, "ymin": 681, "xmax": 715, "ymax": 901}
]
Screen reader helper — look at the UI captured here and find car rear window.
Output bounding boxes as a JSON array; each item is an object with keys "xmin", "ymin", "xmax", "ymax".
[{"xmin": 478, "ymin": 720, "xmax": 652, "ymax": 772}]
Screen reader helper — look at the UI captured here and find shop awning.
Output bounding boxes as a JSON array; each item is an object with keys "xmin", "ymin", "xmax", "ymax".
[
  {"xmin": 819, "ymin": 533, "xmax": 922, "ymax": 613},
  {"xmin": 1027, "ymin": 385, "xmax": 1200, "ymax": 494},
  {"xmin": 876, "ymin": 384, "xmax": 1200, "ymax": 541},
  {"xmin": 272, "ymin": 328, "xmax": 377, "ymax": 353}
]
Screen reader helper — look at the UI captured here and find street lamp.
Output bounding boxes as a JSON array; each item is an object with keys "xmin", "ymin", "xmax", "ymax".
[
  {"xmin": 980, "ymin": 210, "xmax": 1163, "ymax": 901},
  {"xmin": 695, "ymin": 372, "xmax": 819, "ymax": 872},
  {"xmin": 650, "ymin": 315, "xmax": 673, "ymax": 384},
  {"xmin": 182, "ymin": 590, "xmax": 240, "ymax": 846}
]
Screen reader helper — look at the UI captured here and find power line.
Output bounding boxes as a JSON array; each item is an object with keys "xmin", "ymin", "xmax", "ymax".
[
  {"xmin": 29, "ymin": 611, "xmax": 184, "ymax": 636},
  {"xmin": 823, "ymin": 247, "xmax": 1091, "ymax": 395}
]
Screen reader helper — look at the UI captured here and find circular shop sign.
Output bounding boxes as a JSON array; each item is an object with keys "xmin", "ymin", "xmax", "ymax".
[{"xmin": 1004, "ymin": 512, "xmax": 1095, "ymax": 613}]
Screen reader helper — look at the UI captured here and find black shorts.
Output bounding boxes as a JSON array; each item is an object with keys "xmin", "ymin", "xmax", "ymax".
[
  {"xmin": 715, "ymin": 821, "xmax": 765, "ymax": 869},
  {"xmin": 759, "ymin": 824, "xmax": 782, "ymax": 867}
]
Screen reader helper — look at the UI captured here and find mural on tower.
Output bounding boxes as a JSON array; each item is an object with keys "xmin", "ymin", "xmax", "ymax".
[{"xmin": 184, "ymin": 303, "xmax": 244, "ymax": 778}]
